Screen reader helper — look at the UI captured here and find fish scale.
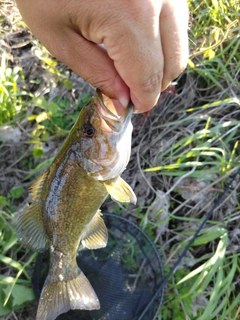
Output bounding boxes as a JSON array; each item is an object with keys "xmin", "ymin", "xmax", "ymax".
[
  {"xmin": 16, "ymin": 89, "xmax": 137, "ymax": 320},
  {"xmin": 46, "ymin": 163, "xmax": 108, "ymax": 251}
]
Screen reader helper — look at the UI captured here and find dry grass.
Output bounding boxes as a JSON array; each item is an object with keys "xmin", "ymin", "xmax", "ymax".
[{"xmin": 0, "ymin": 0, "xmax": 240, "ymax": 319}]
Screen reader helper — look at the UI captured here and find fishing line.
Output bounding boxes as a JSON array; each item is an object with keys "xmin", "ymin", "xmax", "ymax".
[{"xmin": 138, "ymin": 165, "xmax": 240, "ymax": 320}]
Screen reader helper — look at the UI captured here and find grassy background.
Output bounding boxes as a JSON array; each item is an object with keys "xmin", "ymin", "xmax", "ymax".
[{"xmin": 0, "ymin": 0, "xmax": 240, "ymax": 319}]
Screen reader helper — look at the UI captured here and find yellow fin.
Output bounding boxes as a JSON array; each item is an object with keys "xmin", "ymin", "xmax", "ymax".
[
  {"xmin": 16, "ymin": 202, "xmax": 49, "ymax": 252},
  {"xmin": 36, "ymin": 271, "xmax": 99, "ymax": 320},
  {"xmin": 29, "ymin": 170, "xmax": 48, "ymax": 201},
  {"xmin": 102, "ymin": 176, "xmax": 137, "ymax": 204},
  {"xmin": 81, "ymin": 210, "xmax": 108, "ymax": 249}
]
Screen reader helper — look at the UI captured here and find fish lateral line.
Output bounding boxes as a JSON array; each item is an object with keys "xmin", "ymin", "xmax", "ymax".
[{"xmin": 16, "ymin": 89, "xmax": 137, "ymax": 319}]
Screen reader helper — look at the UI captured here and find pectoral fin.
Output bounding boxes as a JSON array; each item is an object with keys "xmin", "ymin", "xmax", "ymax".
[
  {"xmin": 102, "ymin": 176, "xmax": 137, "ymax": 204},
  {"xmin": 16, "ymin": 202, "xmax": 49, "ymax": 252},
  {"xmin": 81, "ymin": 210, "xmax": 108, "ymax": 249}
]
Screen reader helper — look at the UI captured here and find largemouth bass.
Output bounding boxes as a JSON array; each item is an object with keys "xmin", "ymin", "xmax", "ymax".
[{"xmin": 16, "ymin": 89, "xmax": 136, "ymax": 320}]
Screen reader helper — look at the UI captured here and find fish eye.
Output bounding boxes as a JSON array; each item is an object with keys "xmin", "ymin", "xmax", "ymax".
[{"xmin": 83, "ymin": 124, "xmax": 95, "ymax": 137}]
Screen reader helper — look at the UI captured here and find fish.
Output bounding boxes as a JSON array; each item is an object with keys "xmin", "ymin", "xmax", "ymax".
[{"xmin": 16, "ymin": 89, "xmax": 137, "ymax": 320}]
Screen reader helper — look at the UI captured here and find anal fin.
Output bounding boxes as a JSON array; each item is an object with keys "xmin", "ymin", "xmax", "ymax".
[
  {"xmin": 16, "ymin": 202, "xmax": 49, "ymax": 252},
  {"xmin": 81, "ymin": 210, "xmax": 108, "ymax": 249},
  {"xmin": 102, "ymin": 176, "xmax": 137, "ymax": 204}
]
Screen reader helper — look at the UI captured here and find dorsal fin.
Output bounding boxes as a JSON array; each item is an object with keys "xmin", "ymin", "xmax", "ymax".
[
  {"xmin": 29, "ymin": 170, "xmax": 48, "ymax": 201},
  {"xmin": 16, "ymin": 170, "xmax": 49, "ymax": 252}
]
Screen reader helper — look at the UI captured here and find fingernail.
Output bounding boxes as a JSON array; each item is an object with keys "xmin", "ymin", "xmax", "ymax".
[
  {"xmin": 118, "ymin": 96, "xmax": 129, "ymax": 109},
  {"xmin": 131, "ymin": 92, "xmax": 141, "ymax": 112},
  {"xmin": 112, "ymin": 99, "xmax": 125, "ymax": 116}
]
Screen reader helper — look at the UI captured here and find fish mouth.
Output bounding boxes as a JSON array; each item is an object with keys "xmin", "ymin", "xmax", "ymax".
[{"xmin": 95, "ymin": 89, "xmax": 133, "ymax": 134}]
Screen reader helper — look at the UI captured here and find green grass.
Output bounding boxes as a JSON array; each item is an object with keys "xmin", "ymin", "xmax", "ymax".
[
  {"xmin": 145, "ymin": 116, "xmax": 240, "ymax": 177},
  {"xmin": 146, "ymin": 1, "xmax": 240, "ymax": 318},
  {"xmin": 0, "ymin": 52, "xmax": 29, "ymax": 125},
  {"xmin": 0, "ymin": 205, "xmax": 36, "ymax": 316},
  {"xmin": 0, "ymin": 4, "xmax": 91, "ymax": 317},
  {"xmin": 188, "ymin": 0, "xmax": 240, "ymax": 89},
  {"xmin": 0, "ymin": 0, "xmax": 240, "ymax": 319}
]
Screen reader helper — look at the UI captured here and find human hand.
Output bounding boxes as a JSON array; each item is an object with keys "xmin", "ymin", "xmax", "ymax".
[{"xmin": 16, "ymin": 0, "xmax": 189, "ymax": 114}]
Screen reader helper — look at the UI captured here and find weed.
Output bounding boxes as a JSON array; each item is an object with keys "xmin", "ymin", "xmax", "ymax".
[
  {"xmin": 0, "ymin": 53, "xmax": 29, "ymax": 125},
  {"xmin": 0, "ymin": 0, "xmax": 240, "ymax": 319},
  {"xmin": 0, "ymin": 196, "xmax": 36, "ymax": 316}
]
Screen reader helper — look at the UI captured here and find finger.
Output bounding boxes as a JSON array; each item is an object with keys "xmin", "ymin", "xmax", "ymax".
[
  {"xmin": 103, "ymin": 2, "xmax": 163, "ymax": 113},
  {"xmin": 160, "ymin": 0, "xmax": 189, "ymax": 90},
  {"xmin": 15, "ymin": 0, "xmax": 130, "ymax": 114},
  {"xmin": 48, "ymin": 30, "xmax": 130, "ymax": 114}
]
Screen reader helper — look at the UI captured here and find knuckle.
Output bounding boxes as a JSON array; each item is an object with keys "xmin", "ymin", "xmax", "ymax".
[
  {"xmin": 167, "ymin": 70, "xmax": 181, "ymax": 81},
  {"xmin": 178, "ymin": 59, "xmax": 188, "ymax": 73},
  {"xmin": 86, "ymin": 76, "xmax": 114, "ymax": 97},
  {"xmin": 141, "ymin": 71, "xmax": 163, "ymax": 94},
  {"xmin": 166, "ymin": 61, "xmax": 187, "ymax": 81}
]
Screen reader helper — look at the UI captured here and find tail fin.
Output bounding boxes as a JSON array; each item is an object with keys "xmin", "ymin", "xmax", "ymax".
[{"xmin": 36, "ymin": 271, "xmax": 100, "ymax": 320}]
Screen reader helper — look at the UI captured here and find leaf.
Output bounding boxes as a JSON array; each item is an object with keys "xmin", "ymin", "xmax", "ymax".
[
  {"xmin": 191, "ymin": 227, "xmax": 226, "ymax": 246},
  {"xmin": 9, "ymin": 187, "xmax": 23, "ymax": 199},
  {"xmin": 177, "ymin": 231, "xmax": 228, "ymax": 286},
  {"xmin": 0, "ymin": 275, "xmax": 30, "ymax": 285},
  {"xmin": 33, "ymin": 96, "xmax": 48, "ymax": 109},
  {"xmin": 64, "ymin": 79, "xmax": 73, "ymax": 90},
  {"xmin": 27, "ymin": 114, "xmax": 37, "ymax": 121},
  {"xmin": 36, "ymin": 111, "xmax": 51, "ymax": 123},
  {"xmin": 0, "ymin": 255, "xmax": 30, "ymax": 280},
  {"xmin": 0, "ymin": 196, "xmax": 8, "ymax": 207},
  {"xmin": 203, "ymin": 48, "xmax": 216, "ymax": 60},
  {"xmin": 188, "ymin": 58, "xmax": 195, "ymax": 69},
  {"xmin": 198, "ymin": 255, "xmax": 238, "ymax": 320},
  {"xmin": 33, "ymin": 146, "xmax": 44, "ymax": 158},
  {"xmin": 42, "ymin": 131, "xmax": 50, "ymax": 141},
  {"xmin": 9, "ymin": 284, "xmax": 34, "ymax": 307},
  {"xmin": 48, "ymin": 101, "xmax": 58, "ymax": 114},
  {"xmin": 0, "ymin": 287, "xmax": 11, "ymax": 316},
  {"xmin": 0, "ymin": 284, "xmax": 34, "ymax": 315}
]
